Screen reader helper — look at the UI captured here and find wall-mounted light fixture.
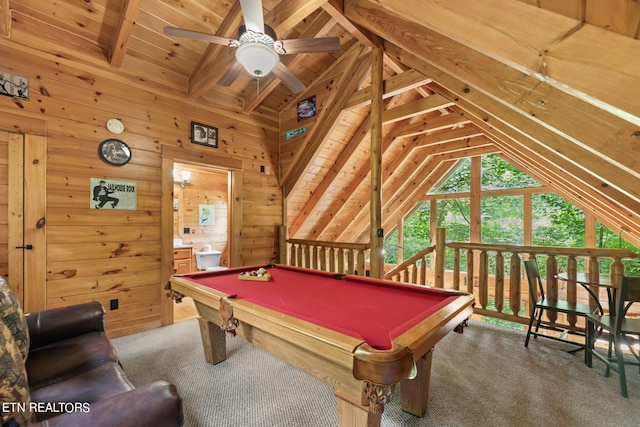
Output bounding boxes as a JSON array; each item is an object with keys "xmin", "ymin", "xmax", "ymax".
[{"xmin": 173, "ymin": 169, "xmax": 191, "ymax": 188}]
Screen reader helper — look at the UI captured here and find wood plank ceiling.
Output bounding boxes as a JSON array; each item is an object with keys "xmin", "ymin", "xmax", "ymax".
[{"xmin": 3, "ymin": 0, "xmax": 640, "ymax": 246}]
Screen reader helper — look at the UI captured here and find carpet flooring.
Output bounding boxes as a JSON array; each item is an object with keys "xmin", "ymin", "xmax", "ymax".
[{"xmin": 112, "ymin": 319, "xmax": 640, "ymax": 427}]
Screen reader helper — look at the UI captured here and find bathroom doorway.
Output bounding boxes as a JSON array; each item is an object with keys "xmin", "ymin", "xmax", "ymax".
[
  {"xmin": 160, "ymin": 145, "xmax": 243, "ymax": 325},
  {"xmin": 173, "ymin": 162, "xmax": 230, "ymax": 269},
  {"xmin": 172, "ymin": 162, "xmax": 230, "ymax": 322}
]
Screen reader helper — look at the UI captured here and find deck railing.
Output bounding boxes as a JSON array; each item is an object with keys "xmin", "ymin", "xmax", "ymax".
[
  {"xmin": 285, "ymin": 238, "xmax": 370, "ymax": 276},
  {"xmin": 285, "ymin": 228, "xmax": 640, "ymax": 331}
]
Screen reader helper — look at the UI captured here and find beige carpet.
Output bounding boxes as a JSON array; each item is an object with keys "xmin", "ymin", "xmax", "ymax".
[{"xmin": 112, "ymin": 319, "xmax": 640, "ymax": 427}]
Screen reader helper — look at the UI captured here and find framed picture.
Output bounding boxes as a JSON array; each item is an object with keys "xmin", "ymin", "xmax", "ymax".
[
  {"xmin": 191, "ymin": 121, "xmax": 218, "ymax": 148},
  {"xmin": 297, "ymin": 95, "xmax": 316, "ymax": 122}
]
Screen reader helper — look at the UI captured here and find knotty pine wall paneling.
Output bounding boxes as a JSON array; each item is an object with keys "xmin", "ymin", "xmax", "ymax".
[{"xmin": 0, "ymin": 41, "xmax": 280, "ymax": 337}]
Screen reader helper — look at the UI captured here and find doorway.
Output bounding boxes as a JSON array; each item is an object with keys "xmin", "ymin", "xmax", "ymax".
[
  {"xmin": 172, "ymin": 162, "xmax": 230, "ymax": 268},
  {"xmin": 160, "ymin": 145, "xmax": 243, "ymax": 326},
  {"xmin": 0, "ymin": 130, "xmax": 46, "ymax": 311},
  {"xmin": 172, "ymin": 162, "xmax": 230, "ymax": 322}
]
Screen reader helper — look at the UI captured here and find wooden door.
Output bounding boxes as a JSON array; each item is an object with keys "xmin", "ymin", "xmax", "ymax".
[{"xmin": 0, "ymin": 131, "xmax": 46, "ymax": 310}]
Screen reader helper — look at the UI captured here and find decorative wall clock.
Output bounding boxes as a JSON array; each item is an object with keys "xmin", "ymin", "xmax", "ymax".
[{"xmin": 99, "ymin": 139, "xmax": 131, "ymax": 166}]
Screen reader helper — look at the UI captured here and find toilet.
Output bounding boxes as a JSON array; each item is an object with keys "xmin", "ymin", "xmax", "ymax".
[{"xmin": 195, "ymin": 250, "xmax": 227, "ymax": 271}]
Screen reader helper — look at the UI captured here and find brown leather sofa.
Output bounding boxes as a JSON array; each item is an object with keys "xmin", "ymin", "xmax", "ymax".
[{"xmin": 0, "ymin": 278, "xmax": 184, "ymax": 427}]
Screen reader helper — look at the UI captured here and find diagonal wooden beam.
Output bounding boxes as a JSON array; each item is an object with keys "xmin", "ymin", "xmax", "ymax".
[
  {"xmin": 282, "ymin": 44, "xmax": 369, "ymax": 197},
  {"xmin": 265, "ymin": 0, "xmax": 330, "ymax": 36},
  {"xmin": 290, "ymin": 90, "xmax": 445, "ymax": 237},
  {"xmin": 451, "ymin": 98, "xmax": 640, "ymax": 241},
  {"xmin": 348, "ymin": 140, "xmax": 497, "ymax": 243},
  {"xmin": 188, "ymin": 2, "xmax": 243, "ymax": 98},
  {"xmin": 383, "ymin": 53, "xmax": 431, "ymax": 99},
  {"xmin": 300, "ymin": 94, "xmax": 429, "ymax": 240},
  {"xmin": 390, "ymin": 113, "xmax": 470, "ymax": 139},
  {"xmin": 109, "ymin": 0, "xmax": 144, "ymax": 67},
  {"xmin": 365, "ymin": 0, "xmax": 640, "ymax": 119},
  {"xmin": 288, "ymin": 104, "xmax": 377, "ymax": 236},
  {"xmin": 433, "ymin": 81, "xmax": 640, "ymax": 244},
  {"xmin": 322, "ymin": 0, "xmax": 376, "ymax": 47},
  {"xmin": 381, "ymin": 160, "xmax": 456, "ymax": 236},
  {"xmin": 294, "ymin": 91, "xmax": 450, "ymax": 238},
  {"xmin": 345, "ymin": 69, "xmax": 432, "ymax": 110},
  {"xmin": 346, "ymin": 1, "xmax": 640, "ymax": 204},
  {"xmin": 381, "ymin": 93, "xmax": 453, "ymax": 124}
]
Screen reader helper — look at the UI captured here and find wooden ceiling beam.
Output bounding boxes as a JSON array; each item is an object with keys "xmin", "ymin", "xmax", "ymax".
[
  {"xmin": 349, "ymin": 0, "xmax": 640, "ymax": 120},
  {"xmin": 390, "ymin": 113, "xmax": 470, "ymax": 139},
  {"xmin": 346, "ymin": 1, "xmax": 640, "ymax": 205},
  {"xmin": 288, "ymin": 105, "xmax": 376, "ymax": 236},
  {"xmin": 303, "ymin": 111, "xmax": 415, "ymax": 240},
  {"xmin": 322, "ymin": 0, "xmax": 377, "ymax": 48},
  {"xmin": 380, "ymin": 160, "xmax": 456, "ymax": 239},
  {"xmin": 188, "ymin": 2, "xmax": 243, "ymax": 98},
  {"xmin": 434, "ymin": 85, "xmax": 640, "ymax": 243},
  {"xmin": 265, "ymin": 0, "xmax": 330, "ymax": 37},
  {"xmin": 347, "ymin": 141, "xmax": 497, "ymax": 243},
  {"xmin": 414, "ymin": 127, "xmax": 485, "ymax": 148},
  {"xmin": 381, "ymin": 94, "xmax": 453, "ymax": 124},
  {"xmin": 109, "ymin": 0, "xmax": 144, "ymax": 67},
  {"xmin": 345, "ymin": 69, "xmax": 432, "ymax": 110},
  {"xmin": 382, "ymin": 53, "xmax": 431, "ymax": 99},
  {"xmin": 282, "ymin": 44, "xmax": 369, "ymax": 197}
]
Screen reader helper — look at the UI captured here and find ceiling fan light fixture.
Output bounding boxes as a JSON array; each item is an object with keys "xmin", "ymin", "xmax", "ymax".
[{"xmin": 235, "ymin": 42, "xmax": 280, "ymax": 77}]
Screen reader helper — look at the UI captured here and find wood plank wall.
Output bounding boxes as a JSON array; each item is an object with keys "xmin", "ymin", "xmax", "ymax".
[{"xmin": 0, "ymin": 40, "xmax": 281, "ymax": 336}]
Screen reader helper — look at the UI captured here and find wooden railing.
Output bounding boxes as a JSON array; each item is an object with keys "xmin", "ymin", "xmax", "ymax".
[
  {"xmin": 285, "ymin": 228, "xmax": 639, "ymax": 332},
  {"xmin": 384, "ymin": 228, "xmax": 640, "ymax": 329},
  {"xmin": 286, "ymin": 238, "xmax": 370, "ymax": 276},
  {"xmin": 385, "ymin": 245, "xmax": 436, "ymax": 285}
]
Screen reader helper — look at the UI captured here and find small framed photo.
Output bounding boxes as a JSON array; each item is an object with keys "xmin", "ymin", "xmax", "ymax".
[{"xmin": 191, "ymin": 121, "xmax": 218, "ymax": 148}]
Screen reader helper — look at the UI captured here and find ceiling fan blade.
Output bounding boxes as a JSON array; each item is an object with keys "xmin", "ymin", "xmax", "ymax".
[
  {"xmin": 217, "ymin": 61, "xmax": 245, "ymax": 87},
  {"xmin": 163, "ymin": 27, "xmax": 238, "ymax": 47},
  {"xmin": 239, "ymin": 0, "xmax": 265, "ymax": 33},
  {"xmin": 271, "ymin": 62, "xmax": 305, "ymax": 94},
  {"xmin": 279, "ymin": 37, "xmax": 341, "ymax": 54}
]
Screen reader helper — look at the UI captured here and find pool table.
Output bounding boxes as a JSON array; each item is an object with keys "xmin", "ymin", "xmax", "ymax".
[{"xmin": 168, "ymin": 264, "xmax": 474, "ymax": 427}]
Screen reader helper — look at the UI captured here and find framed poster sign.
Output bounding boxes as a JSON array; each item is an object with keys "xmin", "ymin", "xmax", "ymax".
[
  {"xmin": 90, "ymin": 178, "xmax": 137, "ymax": 210},
  {"xmin": 297, "ymin": 95, "xmax": 316, "ymax": 122}
]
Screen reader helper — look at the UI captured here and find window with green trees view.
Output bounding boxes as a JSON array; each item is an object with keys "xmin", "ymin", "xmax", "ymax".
[{"xmin": 384, "ymin": 154, "xmax": 640, "ymax": 274}]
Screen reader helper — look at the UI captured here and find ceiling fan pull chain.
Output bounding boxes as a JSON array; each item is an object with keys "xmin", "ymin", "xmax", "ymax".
[{"xmin": 256, "ymin": 77, "xmax": 260, "ymax": 97}]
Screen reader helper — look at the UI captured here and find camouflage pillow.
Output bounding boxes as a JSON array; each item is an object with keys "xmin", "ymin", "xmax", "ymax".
[
  {"xmin": 0, "ymin": 278, "xmax": 29, "ymax": 361},
  {"xmin": 0, "ymin": 319, "xmax": 34, "ymax": 426}
]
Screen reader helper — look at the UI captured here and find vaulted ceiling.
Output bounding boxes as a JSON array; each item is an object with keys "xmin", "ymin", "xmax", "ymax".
[{"xmin": 3, "ymin": 0, "xmax": 640, "ymax": 246}]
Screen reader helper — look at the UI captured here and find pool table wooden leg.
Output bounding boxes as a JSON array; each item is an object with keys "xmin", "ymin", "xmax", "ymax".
[
  {"xmin": 400, "ymin": 348, "xmax": 433, "ymax": 416},
  {"xmin": 198, "ymin": 317, "xmax": 227, "ymax": 365},
  {"xmin": 335, "ymin": 389, "xmax": 383, "ymax": 427}
]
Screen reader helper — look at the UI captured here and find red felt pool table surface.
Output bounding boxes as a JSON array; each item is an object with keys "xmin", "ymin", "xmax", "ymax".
[
  {"xmin": 170, "ymin": 264, "xmax": 474, "ymax": 427},
  {"xmin": 180, "ymin": 264, "xmax": 459, "ymax": 350}
]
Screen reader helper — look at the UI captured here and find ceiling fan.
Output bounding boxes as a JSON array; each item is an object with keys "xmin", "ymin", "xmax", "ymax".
[{"xmin": 163, "ymin": 0, "xmax": 341, "ymax": 94}]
